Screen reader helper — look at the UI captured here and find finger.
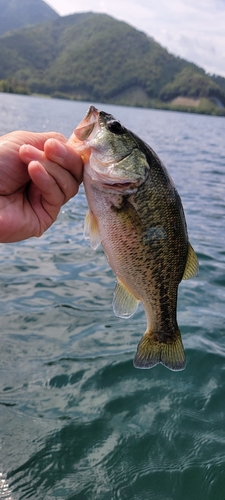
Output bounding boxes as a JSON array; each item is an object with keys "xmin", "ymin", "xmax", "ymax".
[
  {"xmin": 44, "ymin": 139, "xmax": 83, "ymax": 184},
  {"xmin": 27, "ymin": 160, "xmax": 65, "ymax": 229},
  {"xmin": 21, "ymin": 141, "xmax": 83, "ymax": 203},
  {"xmin": 28, "ymin": 159, "xmax": 77, "ymax": 208},
  {"xmin": 19, "ymin": 144, "xmax": 45, "ymax": 164},
  {"xmin": 26, "ymin": 168, "xmax": 60, "ymax": 235},
  {"xmin": 18, "ymin": 131, "xmax": 66, "ymax": 151},
  {"xmin": 31, "ymin": 159, "xmax": 80, "ymax": 205},
  {"xmin": 18, "ymin": 133, "xmax": 66, "ymax": 170}
]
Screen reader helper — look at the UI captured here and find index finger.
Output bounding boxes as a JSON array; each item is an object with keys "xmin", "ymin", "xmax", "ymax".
[{"xmin": 44, "ymin": 139, "xmax": 83, "ymax": 185}]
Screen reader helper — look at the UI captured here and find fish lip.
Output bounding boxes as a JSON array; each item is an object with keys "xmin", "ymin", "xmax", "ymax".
[
  {"xmin": 84, "ymin": 161, "xmax": 142, "ymax": 192},
  {"xmin": 103, "ymin": 179, "xmax": 136, "ymax": 187},
  {"xmin": 85, "ymin": 105, "xmax": 99, "ymax": 118},
  {"xmin": 74, "ymin": 122, "xmax": 95, "ymax": 141},
  {"xmin": 74, "ymin": 106, "xmax": 99, "ymax": 141},
  {"xmin": 87, "ymin": 150, "xmax": 148, "ymax": 191},
  {"xmin": 101, "ymin": 181, "xmax": 139, "ymax": 193},
  {"xmin": 89, "ymin": 157, "xmax": 145, "ymax": 190},
  {"xmin": 100, "ymin": 176, "xmax": 144, "ymax": 193},
  {"xmin": 86, "ymin": 165, "xmax": 140, "ymax": 188},
  {"xmin": 99, "ymin": 166, "xmax": 149, "ymax": 192}
]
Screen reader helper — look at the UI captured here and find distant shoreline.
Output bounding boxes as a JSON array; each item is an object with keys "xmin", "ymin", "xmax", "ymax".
[{"xmin": 1, "ymin": 90, "xmax": 224, "ymax": 117}]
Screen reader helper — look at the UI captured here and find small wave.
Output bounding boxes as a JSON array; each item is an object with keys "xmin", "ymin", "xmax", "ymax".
[{"xmin": 0, "ymin": 473, "xmax": 13, "ymax": 500}]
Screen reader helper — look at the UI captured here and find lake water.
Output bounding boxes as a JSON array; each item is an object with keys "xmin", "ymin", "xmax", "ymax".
[{"xmin": 0, "ymin": 93, "xmax": 225, "ymax": 500}]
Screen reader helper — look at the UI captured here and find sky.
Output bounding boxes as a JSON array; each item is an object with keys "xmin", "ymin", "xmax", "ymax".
[{"xmin": 45, "ymin": 0, "xmax": 225, "ymax": 77}]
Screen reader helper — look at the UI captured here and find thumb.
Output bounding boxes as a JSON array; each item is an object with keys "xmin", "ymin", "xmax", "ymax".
[{"xmin": 18, "ymin": 131, "xmax": 67, "ymax": 152}]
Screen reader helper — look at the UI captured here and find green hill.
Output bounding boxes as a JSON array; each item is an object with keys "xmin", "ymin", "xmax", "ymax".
[
  {"xmin": 0, "ymin": 0, "xmax": 59, "ymax": 36},
  {"xmin": 0, "ymin": 10, "xmax": 224, "ymax": 116}
]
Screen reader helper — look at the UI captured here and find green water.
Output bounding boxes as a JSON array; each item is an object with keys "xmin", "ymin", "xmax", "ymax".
[{"xmin": 0, "ymin": 94, "xmax": 225, "ymax": 499}]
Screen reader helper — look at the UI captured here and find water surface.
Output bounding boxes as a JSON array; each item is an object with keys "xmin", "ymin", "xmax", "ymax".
[{"xmin": 0, "ymin": 93, "xmax": 225, "ymax": 499}]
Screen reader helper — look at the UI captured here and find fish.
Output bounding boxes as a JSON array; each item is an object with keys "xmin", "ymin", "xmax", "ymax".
[{"xmin": 68, "ymin": 106, "xmax": 199, "ymax": 371}]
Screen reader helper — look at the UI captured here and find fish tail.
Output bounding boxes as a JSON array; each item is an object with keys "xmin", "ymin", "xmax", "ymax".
[{"xmin": 133, "ymin": 329, "xmax": 186, "ymax": 371}]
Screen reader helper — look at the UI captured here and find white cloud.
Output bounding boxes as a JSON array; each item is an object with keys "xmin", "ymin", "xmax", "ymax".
[{"xmin": 46, "ymin": 0, "xmax": 225, "ymax": 76}]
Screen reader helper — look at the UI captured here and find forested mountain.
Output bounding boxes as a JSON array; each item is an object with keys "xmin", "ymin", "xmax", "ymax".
[
  {"xmin": 0, "ymin": 7, "xmax": 224, "ymax": 115},
  {"xmin": 0, "ymin": 0, "xmax": 59, "ymax": 36}
]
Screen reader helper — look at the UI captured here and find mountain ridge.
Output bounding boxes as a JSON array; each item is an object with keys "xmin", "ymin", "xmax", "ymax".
[
  {"xmin": 0, "ymin": 6, "xmax": 224, "ymax": 116},
  {"xmin": 0, "ymin": 0, "xmax": 59, "ymax": 36}
]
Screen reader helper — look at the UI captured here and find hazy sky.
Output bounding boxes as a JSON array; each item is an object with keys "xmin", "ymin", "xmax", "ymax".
[{"xmin": 45, "ymin": 0, "xmax": 225, "ymax": 77}]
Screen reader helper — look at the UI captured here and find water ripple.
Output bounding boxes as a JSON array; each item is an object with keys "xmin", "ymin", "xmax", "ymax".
[{"xmin": 1, "ymin": 95, "xmax": 225, "ymax": 499}]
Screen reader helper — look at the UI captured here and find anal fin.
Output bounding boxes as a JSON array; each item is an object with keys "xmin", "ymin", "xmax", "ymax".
[
  {"xmin": 133, "ymin": 330, "xmax": 186, "ymax": 371},
  {"xmin": 113, "ymin": 279, "xmax": 139, "ymax": 319}
]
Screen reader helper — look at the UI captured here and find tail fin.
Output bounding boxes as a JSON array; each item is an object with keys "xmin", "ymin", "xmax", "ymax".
[{"xmin": 133, "ymin": 330, "xmax": 186, "ymax": 371}]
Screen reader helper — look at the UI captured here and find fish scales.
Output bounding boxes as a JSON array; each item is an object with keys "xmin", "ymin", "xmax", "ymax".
[{"xmin": 69, "ymin": 106, "xmax": 199, "ymax": 371}]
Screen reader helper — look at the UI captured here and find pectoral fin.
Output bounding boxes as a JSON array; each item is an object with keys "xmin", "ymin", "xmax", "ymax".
[
  {"xmin": 84, "ymin": 209, "xmax": 101, "ymax": 250},
  {"xmin": 182, "ymin": 243, "xmax": 199, "ymax": 280},
  {"xmin": 113, "ymin": 279, "xmax": 139, "ymax": 318}
]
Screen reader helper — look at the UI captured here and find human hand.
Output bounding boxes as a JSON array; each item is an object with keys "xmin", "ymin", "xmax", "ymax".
[{"xmin": 0, "ymin": 131, "xmax": 83, "ymax": 243}]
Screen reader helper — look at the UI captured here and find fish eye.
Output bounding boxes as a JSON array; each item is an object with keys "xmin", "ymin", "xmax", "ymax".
[{"xmin": 107, "ymin": 120, "xmax": 125, "ymax": 134}]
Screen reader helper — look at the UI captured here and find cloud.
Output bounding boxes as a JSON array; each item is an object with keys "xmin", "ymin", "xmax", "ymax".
[{"xmin": 46, "ymin": 0, "xmax": 225, "ymax": 76}]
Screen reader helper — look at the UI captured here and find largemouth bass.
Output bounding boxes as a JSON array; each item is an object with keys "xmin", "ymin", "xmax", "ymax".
[{"xmin": 69, "ymin": 106, "xmax": 198, "ymax": 371}]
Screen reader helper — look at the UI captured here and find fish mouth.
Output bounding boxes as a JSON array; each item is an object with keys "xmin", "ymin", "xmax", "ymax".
[
  {"xmin": 73, "ymin": 106, "xmax": 147, "ymax": 193},
  {"xmin": 101, "ymin": 180, "xmax": 138, "ymax": 193},
  {"xmin": 96, "ymin": 167, "xmax": 143, "ymax": 192},
  {"xmin": 86, "ymin": 149, "xmax": 147, "ymax": 193},
  {"xmin": 75, "ymin": 122, "xmax": 95, "ymax": 141},
  {"xmin": 74, "ymin": 106, "xmax": 99, "ymax": 141},
  {"xmin": 87, "ymin": 150, "xmax": 142, "ymax": 189}
]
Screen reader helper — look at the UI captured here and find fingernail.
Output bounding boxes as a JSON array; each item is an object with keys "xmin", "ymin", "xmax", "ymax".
[
  {"xmin": 45, "ymin": 139, "xmax": 67, "ymax": 161},
  {"xmin": 20, "ymin": 144, "xmax": 43, "ymax": 161},
  {"xmin": 52, "ymin": 141, "xmax": 67, "ymax": 159}
]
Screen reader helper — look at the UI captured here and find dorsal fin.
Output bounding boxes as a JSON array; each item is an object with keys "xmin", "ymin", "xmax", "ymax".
[{"xmin": 182, "ymin": 243, "xmax": 199, "ymax": 280}]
